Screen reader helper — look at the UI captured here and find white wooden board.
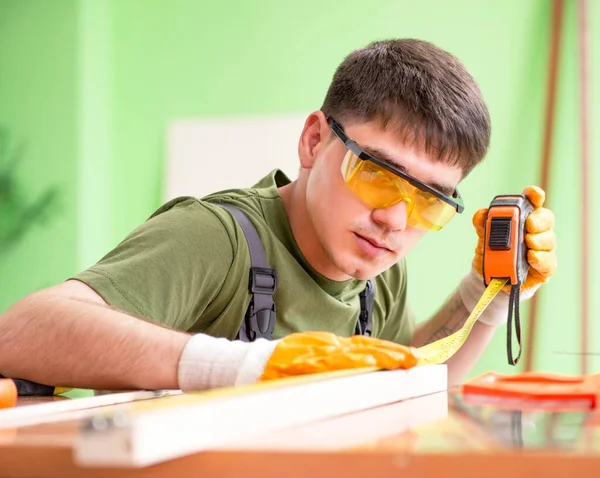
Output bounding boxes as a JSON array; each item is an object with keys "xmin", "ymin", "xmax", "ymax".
[{"xmin": 74, "ymin": 365, "xmax": 447, "ymax": 467}]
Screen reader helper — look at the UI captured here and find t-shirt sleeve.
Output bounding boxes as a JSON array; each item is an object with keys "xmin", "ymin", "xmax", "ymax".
[
  {"xmin": 70, "ymin": 198, "xmax": 239, "ymax": 332},
  {"xmin": 374, "ymin": 259, "xmax": 416, "ymax": 345}
]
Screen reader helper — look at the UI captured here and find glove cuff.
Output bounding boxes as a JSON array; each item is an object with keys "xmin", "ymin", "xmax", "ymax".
[
  {"xmin": 458, "ymin": 269, "xmax": 540, "ymax": 327},
  {"xmin": 177, "ymin": 334, "xmax": 279, "ymax": 391}
]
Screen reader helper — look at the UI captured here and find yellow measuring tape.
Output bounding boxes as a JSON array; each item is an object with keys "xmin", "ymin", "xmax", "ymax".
[{"xmin": 416, "ymin": 278, "xmax": 508, "ymax": 365}]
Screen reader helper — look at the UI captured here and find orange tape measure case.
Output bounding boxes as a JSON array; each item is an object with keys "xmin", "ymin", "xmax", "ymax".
[{"xmin": 483, "ymin": 194, "xmax": 534, "ymax": 288}]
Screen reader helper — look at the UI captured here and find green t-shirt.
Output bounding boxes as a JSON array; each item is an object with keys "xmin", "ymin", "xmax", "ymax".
[{"xmin": 72, "ymin": 169, "xmax": 415, "ymax": 344}]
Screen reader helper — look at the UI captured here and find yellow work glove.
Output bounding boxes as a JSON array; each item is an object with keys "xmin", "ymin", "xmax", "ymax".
[
  {"xmin": 259, "ymin": 331, "xmax": 419, "ymax": 381},
  {"xmin": 458, "ymin": 185, "xmax": 557, "ymax": 327},
  {"xmin": 177, "ymin": 331, "xmax": 419, "ymax": 391},
  {"xmin": 472, "ymin": 185, "xmax": 557, "ymax": 291}
]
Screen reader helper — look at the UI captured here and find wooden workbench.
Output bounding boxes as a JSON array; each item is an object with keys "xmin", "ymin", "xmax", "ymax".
[{"xmin": 1, "ymin": 390, "xmax": 599, "ymax": 477}]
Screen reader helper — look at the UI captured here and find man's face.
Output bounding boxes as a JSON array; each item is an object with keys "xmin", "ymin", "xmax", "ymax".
[{"xmin": 299, "ymin": 113, "xmax": 463, "ymax": 281}]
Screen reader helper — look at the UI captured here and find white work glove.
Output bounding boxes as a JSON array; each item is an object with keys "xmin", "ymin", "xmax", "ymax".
[{"xmin": 177, "ymin": 334, "xmax": 279, "ymax": 391}]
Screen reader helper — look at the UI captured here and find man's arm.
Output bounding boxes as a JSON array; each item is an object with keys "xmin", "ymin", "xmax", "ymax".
[
  {"xmin": 0, "ymin": 280, "xmax": 191, "ymax": 391},
  {"xmin": 410, "ymin": 289, "xmax": 496, "ymax": 386}
]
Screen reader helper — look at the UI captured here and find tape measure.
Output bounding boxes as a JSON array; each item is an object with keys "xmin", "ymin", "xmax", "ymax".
[{"xmin": 417, "ymin": 194, "xmax": 534, "ymax": 367}]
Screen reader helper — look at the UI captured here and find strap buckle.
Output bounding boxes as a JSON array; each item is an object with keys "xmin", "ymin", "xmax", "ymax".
[
  {"xmin": 356, "ymin": 279, "xmax": 375, "ymax": 336},
  {"xmin": 245, "ymin": 307, "xmax": 276, "ymax": 341},
  {"xmin": 240, "ymin": 267, "xmax": 277, "ymax": 341},
  {"xmin": 249, "ymin": 267, "xmax": 277, "ymax": 294}
]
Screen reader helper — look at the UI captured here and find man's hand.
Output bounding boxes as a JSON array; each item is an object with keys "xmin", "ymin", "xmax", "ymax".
[
  {"xmin": 458, "ymin": 185, "xmax": 558, "ymax": 327},
  {"xmin": 177, "ymin": 331, "xmax": 419, "ymax": 391},
  {"xmin": 260, "ymin": 331, "xmax": 418, "ymax": 381},
  {"xmin": 471, "ymin": 185, "xmax": 557, "ymax": 293}
]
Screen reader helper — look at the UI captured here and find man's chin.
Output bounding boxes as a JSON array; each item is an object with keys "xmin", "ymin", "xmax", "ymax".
[{"xmin": 339, "ymin": 259, "xmax": 394, "ymax": 281}]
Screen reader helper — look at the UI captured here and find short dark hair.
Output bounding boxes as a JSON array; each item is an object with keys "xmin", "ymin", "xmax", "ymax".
[{"xmin": 321, "ymin": 39, "xmax": 491, "ymax": 177}]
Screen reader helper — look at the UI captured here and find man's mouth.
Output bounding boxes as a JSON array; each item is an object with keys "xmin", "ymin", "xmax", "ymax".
[{"xmin": 354, "ymin": 233, "xmax": 393, "ymax": 253}]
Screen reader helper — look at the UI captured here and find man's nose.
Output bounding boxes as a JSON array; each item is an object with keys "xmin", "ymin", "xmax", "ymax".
[{"xmin": 371, "ymin": 198, "xmax": 411, "ymax": 231}]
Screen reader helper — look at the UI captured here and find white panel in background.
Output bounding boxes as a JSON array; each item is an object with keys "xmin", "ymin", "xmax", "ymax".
[{"xmin": 165, "ymin": 113, "xmax": 309, "ymax": 201}]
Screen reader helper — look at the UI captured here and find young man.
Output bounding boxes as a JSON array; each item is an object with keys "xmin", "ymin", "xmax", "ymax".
[{"xmin": 0, "ymin": 39, "xmax": 556, "ymax": 393}]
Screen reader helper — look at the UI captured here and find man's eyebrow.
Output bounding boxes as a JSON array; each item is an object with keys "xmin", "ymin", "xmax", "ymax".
[{"xmin": 361, "ymin": 145, "xmax": 455, "ymax": 197}]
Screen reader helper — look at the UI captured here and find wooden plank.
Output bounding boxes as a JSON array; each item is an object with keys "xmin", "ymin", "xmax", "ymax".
[
  {"xmin": 0, "ymin": 390, "xmax": 180, "ymax": 429},
  {"xmin": 74, "ymin": 365, "xmax": 447, "ymax": 467}
]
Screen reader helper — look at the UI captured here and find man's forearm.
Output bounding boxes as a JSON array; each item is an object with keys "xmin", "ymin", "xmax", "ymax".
[
  {"xmin": 411, "ymin": 290, "xmax": 497, "ymax": 385},
  {"xmin": 0, "ymin": 291, "xmax": 191, "ymax": 391}
]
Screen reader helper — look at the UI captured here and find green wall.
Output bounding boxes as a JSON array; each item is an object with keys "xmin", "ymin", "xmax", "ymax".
[
  {"xmin": 1, "ymin": 0, "xmax": 597, "ymax": 378},
  {"xmin": 0, "ymin": 0, "xmax": 78, "ymax": 307}
]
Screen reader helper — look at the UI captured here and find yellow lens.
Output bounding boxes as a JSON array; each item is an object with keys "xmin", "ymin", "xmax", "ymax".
[
  {"xmin": 340, "ymin": 151, "xmax": 457, "ymax": 231},
  {"xmin": 409, "ymin": 192, "xmax": 457, "ymax": 231}
]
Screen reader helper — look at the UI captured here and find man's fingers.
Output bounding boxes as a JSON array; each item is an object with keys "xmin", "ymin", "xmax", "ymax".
[
  {"xmin": 473, "ymin": 208, "xmax": 487, "ymax": 241},
  {"xmin": 472, "ymin": 255, "xmax": 483, "ymax": 275},
  {"xmin": 475, "ymin": 241, "xmax": 484, "ymax": 256},
  {"xmin": 522, "ymin": 185, "xmax": 545, "ymax": 208},
  {"xmin": 526, "ymin": 229, "xmax": 556, "ymax": 251},
  {"xmin": 473, "ymin": 208, "xmax": 488, "ymax": 229},
  {"xmin": 526, "ymin": 207, "xmax": 554, "ymax": 233},
  {"xmin": 527, "ymin": 250, "xmax": 557, "ymax": 278}
]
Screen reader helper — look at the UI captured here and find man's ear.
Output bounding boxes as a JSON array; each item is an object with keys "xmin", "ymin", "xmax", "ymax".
[{"xmin": 298, "ymin": 111, "xmax": 330, "ymax": 170}]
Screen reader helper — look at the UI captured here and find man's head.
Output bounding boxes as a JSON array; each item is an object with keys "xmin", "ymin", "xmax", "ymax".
[{"xmin": 288, "ymin": 39, "xmax": 491, "ymax": 281}]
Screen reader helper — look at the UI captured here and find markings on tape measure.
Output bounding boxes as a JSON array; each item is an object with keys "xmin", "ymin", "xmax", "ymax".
[{"xmin": 417, "ymin": 278, "xmax": 508, "ymax": 365}]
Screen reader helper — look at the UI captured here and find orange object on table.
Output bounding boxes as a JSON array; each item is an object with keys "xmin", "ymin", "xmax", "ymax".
[
  {"xmin": 462, "ymin": 371, "xmax": 600, "ymax": 410},
  {"xmin": 0, "ymin": 379, "xmax": 17, "ymax": 409}
]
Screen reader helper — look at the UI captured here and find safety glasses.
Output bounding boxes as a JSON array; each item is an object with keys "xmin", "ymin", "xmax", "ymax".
[{"xmin": 328, "ymin": 118, "xmax": 464, "ymax": 231}]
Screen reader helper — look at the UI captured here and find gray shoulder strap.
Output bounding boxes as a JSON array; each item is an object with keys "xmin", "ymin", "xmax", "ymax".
[{"xmin": 218, "ymin": 203, "xmax": 277, "ymax": 341}]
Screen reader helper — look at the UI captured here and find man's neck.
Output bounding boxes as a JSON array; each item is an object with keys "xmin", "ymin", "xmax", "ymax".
[{"xmin": 278, "ymin": 180, "xmax": 350, "ymax": 282}]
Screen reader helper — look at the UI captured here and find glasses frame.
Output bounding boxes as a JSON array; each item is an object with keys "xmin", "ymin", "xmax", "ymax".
[{"xmin": 328, "ymin": 117, "xmax": 465, "ymax": 214}]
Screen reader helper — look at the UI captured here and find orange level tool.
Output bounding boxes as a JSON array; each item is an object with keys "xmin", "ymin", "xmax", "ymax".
[{"xmin": 463, "ymin": 371, "xmax": 600, "ymax": 410}]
